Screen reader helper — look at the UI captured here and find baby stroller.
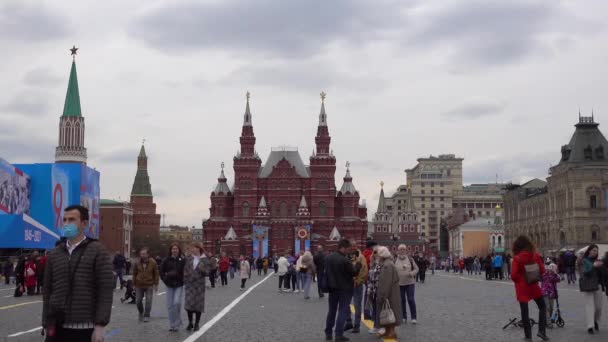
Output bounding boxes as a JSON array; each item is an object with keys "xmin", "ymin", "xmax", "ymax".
[{"xmin": 551, "ymin": 287, "xmax": 565, "ymax": 328}]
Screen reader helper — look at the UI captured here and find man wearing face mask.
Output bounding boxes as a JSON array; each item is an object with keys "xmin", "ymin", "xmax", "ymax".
[{"xmin": 42, "ymin": 205, "xmax": 114, "ymax": 342}]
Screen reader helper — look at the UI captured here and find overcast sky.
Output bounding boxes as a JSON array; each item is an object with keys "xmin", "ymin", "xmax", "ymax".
[{"xmin": 2, "ymin": 0, "xmax": 608, "ymax": 227}]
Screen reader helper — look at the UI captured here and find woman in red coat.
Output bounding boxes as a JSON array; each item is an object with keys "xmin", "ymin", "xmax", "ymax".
[
  {"xmin": 24, "ymin": 256, "xmax": 37, "ymax": 296},
  {"xmin": 511, "ymin": 236, "xmax": 549, "ymax": 341},
  {"xmin": 218, "ymin": 252, "xmax": 230, "ymax": 287}
]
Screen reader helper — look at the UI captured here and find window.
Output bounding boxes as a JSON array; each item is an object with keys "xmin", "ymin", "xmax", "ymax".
[
  {"xmin": 242, "ymin": 202, "xmax": 250, "ymax": 217},
  {"xmin": 440, "ymin": 204, "xmax": 444, "ymax": 208},
  {"xmin": 291, "ymin": 203, "xmax": 297, "ymax": 216},
  {"xmin": 280, "ymin": 202, "xmax": 288, "ymax": 217},
  {"xmin": 431, "ymin": 182, "xmax": 435, "ymax": 187},
  {"xmin": 440, "ymin": 182, "xmax": 444, "ymax": 187},
  {"xmin": 421, "ymin": 190, "xmax": 425, "ymax": 194},
  {"xmin": 431, "ymin": 197, "xmax": 435, "ymax": 201},
  {"xmin": 592, "ymin": 230, "xmax": 598, "ymax": 241},
  {"xmin": 590, "ymin": 195, "xmax": 597, "ymax": 209},
  {"xmin": 319, "ymin": 201, "xmax": 327, "ymax": 216},
  {"xmin": 440, "ymin": 197, "xmax": 444, "ymax": 201},
  {"xmin": 410, "ymin": 225, "xmax": 415, "ymax": 232},
  {"xmin": 441, "ymin": 211, "xmax": 445, "ymax": 215},
  {"xmin": 421, "ymin": 197, "xmax": 425, "ymax": 201},
  {"xmin": 421, "ymin": 204, "xmax": 426, "ymax": 208},
  {"xmin": 440, "ymin": 190, "xmax": 444, "ymax": 194},
  {"xmin": 431, "ymin": 204, "xmax": 435, "ymax": 208},
  {"xmin": 421, "ymin": 218, "xmax": 426, "ymax": 222},
  {"xmin": 421, "ymin": 182, "xmax": 425, "ymax": 187},
  {"xmin": 431, "ymin": 190, "xmax": 435, "ymax": 194},
  {"xmin": 498, "ymin": 236, "xmax": 502, "ymax": 247}
]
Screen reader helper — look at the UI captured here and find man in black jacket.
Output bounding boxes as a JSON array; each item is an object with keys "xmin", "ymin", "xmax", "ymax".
[
  {"xmin": 113, "ymin": 251, "xmax": 126, "ymax": 289},
  {"xmin": 314, "ymin": 246, "xmax": 326, "ymax": 298},
  {"xmin": 324, "ymin": 239, "xmax": 361, "ymax": 342}
]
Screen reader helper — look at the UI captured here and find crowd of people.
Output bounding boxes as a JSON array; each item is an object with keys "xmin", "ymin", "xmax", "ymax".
[{"xmin": 1, "ymin": 250, "xmax": 48, "ymax": 296}]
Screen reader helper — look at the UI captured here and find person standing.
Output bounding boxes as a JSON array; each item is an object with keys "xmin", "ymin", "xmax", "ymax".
[
  {"xmin": 417, "ymin": 253, "xmax": 428, "ymax": 284},
  {"xmin": 395, "ymin": 245, "xmax": 418, "ymax": 324},
  {"xmin": 113, "ymin": 251, "xmax": 126, "ymax": 290},
  {"xmin": 277, "ymin": 252, "xmax": 290, "ymax": 291},
  {"xmin": 473, "ymin": 256, "xmax": 481, "ymax": 275},
  {"xmin": 314, "ymin": 246, "xmax": 327, "ymax": 298},
  {"xmin": 324, "ymin": 239, "xmax": 361, "ymax": 342},
  {"xmin": 24, "ymin": 253, "xmax": 37, "ymax": 295},
  {"xmin": 133, "ymin": 247, "xmax": 160, "ymax": 323},
  {"xmin": 14, "ymin": 256, "xmax": 25, "ymax": 296},
  {"xmin": 229, "ymin": 256, "xmax": 237, "ymax": 279},
  {"xmin": 511, "ymin": 235, "xmax": 549, "ymax": 341},
  {"xmin": 541, "ymin": 263, "xmax": 560, "ymax": 328},
  {"xmin": 565, "ymin": 250, "xmax": 577, "ymax": 284},
  {"xmin": 263, "ymin": 256, "xmax": 269, "ymax": 275},
  {"xmin": 42, "ymin": 205, "xmax": 113, "ymax": 342},
  {"xmin": 376, "ymin": 246, "xmax": 403, "ymax": 339},
  {"xmin": 239, "ymin": 255, "xmax": 251, "ymax": 291},
  {"xmin": 296, "ymin": 251, "xmax": 305, "ymax": 292},
  {"xmin": 160, "ymin": 243, "xmax": 186, "ymax": 332},
  {"xmin": 256, "ymin": 257, "xmax": 264, "ymax": 276},
  {"xmin": 300, "ymin": 251, "xmax": 316, "ymax": 300},
  {"xmin": 344, "ymin": 246, "xmax": 368, "ymax": 333},
  {"xmin": 184, "ymin": 242, "xmax": 208, "ymax": 332},
  {"xmin": 2, "ymin": 258, "xmax": 13, "ymax": 285},
  {"xmin": 218, "ymin": 252, "xmax": 230, "ymax": 287},
  {"xmin": 430, "ymin": 254, "xmax": 436, "ymax": 275},
  {"xmin": 207, "ymin": 255, "xmax": 218, "ymax": 288},
  {"xmin": 36, "ymin": 251, "xmax": 48, "ymax": 295},
  {"xmin": 578, "ymin": 244, "xmax": 603, "ymax": 334}
]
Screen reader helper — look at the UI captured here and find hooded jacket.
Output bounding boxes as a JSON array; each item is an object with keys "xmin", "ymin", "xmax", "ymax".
[{"xmin": 511, "ymin": 251, "xmax": 544, "ymax": 303}]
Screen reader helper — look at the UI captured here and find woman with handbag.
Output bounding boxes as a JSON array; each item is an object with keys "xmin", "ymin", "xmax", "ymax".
[
  {"xmin": 511, "ymin": 235, "xmax": 549, "ymax": 341},
  {"xmin": 376, "ymin": 246, "xmax": 402, "ymax": 339},
  {"xmin": 578, "ymin": 244, "xmax": 603, "ymax": 334}
]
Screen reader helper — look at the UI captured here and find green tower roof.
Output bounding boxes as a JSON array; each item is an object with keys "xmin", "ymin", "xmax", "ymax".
[
  {"xmin": 62, "ymin": 60, "xmax": 82, "ymax": 117},
  {"xmin": 131, "ymin": 169, "xmax": 153, "ymax": 196}
]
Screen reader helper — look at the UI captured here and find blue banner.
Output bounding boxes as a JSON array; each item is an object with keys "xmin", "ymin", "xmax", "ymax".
[
  {"xmin": 294, "ymin": 224, "xmax": 311, "ymax": 254},
  {"xmin": 0, "ymin": 214, "xmax": 60, "ymax": 249},
  {"xmin": 252, "ymin": 225, "xmax": 269, "ymax": 258}
]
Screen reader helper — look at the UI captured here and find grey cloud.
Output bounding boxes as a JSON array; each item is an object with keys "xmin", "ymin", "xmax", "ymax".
[
  {"xmin": 0, "ymin": 2, "xmax": 69, "ymax": 42},
  {"xmin": 0, "ymin": 136, "xmax": 55, "ymax": 163},
  {"xmin": 129, "ymin": 0, "xmax": 402, "ymax": 58},
  {"xmin": 464, "ymin": 152, "xmax": 556, "ymax": 185},
  {"xmin": 99, "ymin": 148, "xmax": 138, "ymax": 164},
  {"xmin": 409, "ymin": 1, "xmax": 564, "ymax": 66},
  {"xmin": 23, "ymin": 67, "xmax": 63, "ymax": 87},
  {"xmin": 443, "ymin": 102, "xmax": 505, "ymax": 120},
  {"xmin": 1, "ymin": 92, "xmax": 50, "ymax": 117}
]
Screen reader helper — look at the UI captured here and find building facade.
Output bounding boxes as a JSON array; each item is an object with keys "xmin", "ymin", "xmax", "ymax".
[
  {"xmin": 504, "ymin": 115, "xmax": 608, "ymax": 255},
  {"xmin": 130, "ymin": 144, "xmax": 161, "ymax": 255},
  {"xmin": 203, "ymin": 93, "xmax": 368, "ymax": 257},
  {"xmin": 99, "ymin": 199, "xmax": 133, "ymax": 257},
  {"xmin": 448, "ymin": 209, "xmax": 504, "ymax": 258},
  {"xmin": 160, "ymin": 225, "xmax": 193, "ymax": 256}
]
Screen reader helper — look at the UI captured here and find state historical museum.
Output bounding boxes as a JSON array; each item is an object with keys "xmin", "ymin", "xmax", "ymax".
[{"xmin": 203, "ymin": 93, "xmax": 368, "ymax": 257}]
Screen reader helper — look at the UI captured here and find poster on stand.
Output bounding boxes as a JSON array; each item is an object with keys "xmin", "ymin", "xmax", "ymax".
[{"xmin": 0, "ymin": 158, "xmax": 30, "ymax": 215}]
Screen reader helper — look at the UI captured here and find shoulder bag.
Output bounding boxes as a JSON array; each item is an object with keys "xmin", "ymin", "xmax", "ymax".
[
  {"xmin": 524, "ymin": 261, "xmax": 541, "ymax": 284},
  {"xmin": 379, "ymin": 299, "xmax": 396, "ymax": 326}
]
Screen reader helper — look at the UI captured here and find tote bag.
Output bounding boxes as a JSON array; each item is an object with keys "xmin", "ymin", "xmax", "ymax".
[{"xmin": 379, "ymin": 299, "xmax": 396, "ymax": 326}]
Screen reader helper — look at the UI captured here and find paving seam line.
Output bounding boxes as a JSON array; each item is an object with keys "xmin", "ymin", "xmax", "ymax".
[{"xmin": 350, "ymin": 304, "xmax": 396, "ymax": 342}]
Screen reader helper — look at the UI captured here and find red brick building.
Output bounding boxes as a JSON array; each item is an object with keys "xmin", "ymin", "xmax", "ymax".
[
  {"xmin": 203, "ymin": 93, "xmax": 368, "ymax": 257},
  {"xmin": 130, "ymin": 144, "xmax": 161, "ymax": 255},
  {"xmin": 99, "ymin": 199, "xmax": 133, "ymax": 257}
]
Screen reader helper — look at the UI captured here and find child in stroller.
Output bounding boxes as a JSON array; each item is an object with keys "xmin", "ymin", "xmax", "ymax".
[{"xmin": 120, "ymin": 280, "xmax": 136, "ymax": 304}]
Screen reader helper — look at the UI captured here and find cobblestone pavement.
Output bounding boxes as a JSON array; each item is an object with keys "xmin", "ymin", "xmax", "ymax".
[{"xmin": 1, "ymin": 271, "xmax": 607, "ymax": 342}]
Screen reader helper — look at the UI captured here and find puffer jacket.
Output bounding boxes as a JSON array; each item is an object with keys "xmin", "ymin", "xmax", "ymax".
[{"xmin": 511, "ymin": 251, "xmax": 544, "ymax": 302}]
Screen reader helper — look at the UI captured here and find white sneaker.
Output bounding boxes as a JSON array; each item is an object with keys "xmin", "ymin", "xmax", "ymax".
[
  {"xmin": 412, "ymin": 319, "xmax": 417, "ymax": 324},
  {"xmin": 377, "ymin": 328, "xmax": 386, "ymax": 335},
  {"xmin": 368, "ymin": 328, "xmax": 378, "ymax": 334}
]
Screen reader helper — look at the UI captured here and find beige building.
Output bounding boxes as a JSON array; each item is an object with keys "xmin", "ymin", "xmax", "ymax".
[
  {"xmin": 449, "ymin": 209, "xmax": 505, "ymax": 258},
  {"xmin": 160, "ymin": 225, "xmax": 194, "ymax": 255},
  {"xmin": 504, "ymin": 115, "xmax": 608, "ymax": 255}
]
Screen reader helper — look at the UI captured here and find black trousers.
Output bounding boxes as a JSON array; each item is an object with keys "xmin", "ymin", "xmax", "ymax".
[
  {"xmin": 220, "ymin": 271, "xmax": 228, "ymax": 286},
  {"xmin": 45, "ymin": 327, "xmax": 93, "ymax": 342},
  {"xmin": 419, "ymin": 271, "xmax": 426, "ymax": 283},
  {"xmin": 520, "ymin": 297, "xmax": 547, "ymax": 338},
  {"xmin": 241, "ymin": 278, "xmax": 247, "ymax": 288},
  {"xmin": 208, "ymin": 270, "xmax": 216, "ymax": 288},
  {"xmin": 278, "ymin": 275, "xmax": 285, "ymax": 289}
]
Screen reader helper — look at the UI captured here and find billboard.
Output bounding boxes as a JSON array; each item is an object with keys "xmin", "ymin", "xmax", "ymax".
[
  {"xmin": 294, "ymin": 224, "xmax": 311, "ymax": 255},
  {"xmin": 252, "ymin": 225, "xmax": 269, "ymax": 258},
  {"xmin": 0, "ymin": 157, "xmax": 30, "ymax": 215},
  {"xmin": 0, "ymin": 214, "xmax": 60, "ymax": 249}
]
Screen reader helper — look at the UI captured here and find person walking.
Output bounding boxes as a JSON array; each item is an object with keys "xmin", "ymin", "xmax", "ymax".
[
  {"xmin": 484, "ymin": 255, "xmax": 493, "ymax": 280},
  {"xmin": 376, "ymin": 246, "xmax": 403, "ymax": 339},
  {"xmin": 300, "ymin": 251, "xmax": 316, "ymax": 300},
  {"xmin": 287, "ymin": 253, "xmax": 298, "ymax": 292},
  {"xmin": 218, "ymin": 252, "xmax": 230, "ymax": 287},
  {"xmin": 256, "ymin": 257, "xmax": 264, "ymax": 276},
  {"xmin": 263, "ymin": 256, "xmax": 269, "ymax": 275},
  {"xmin": 207, "ymin": 255, "xmax": 218, "ymax": 288},
  {"xmin": 395, "ymin": 244, "xmax": 418, "ymax": 324},
  {"xmin": 160, "ymin": 243, "xmax": 186, "ymax": 332},
  {"xmin": 578, "ymin": 244, "xmax": 604, "ymax": 334},
  {"xmin": 324, "ymin": 239, "xmax": 361, "ymax": 342},
  {"xmin": 133, "ymin": 247, "xmax": 160, "ymax": 323},
  {"xmin": 239, "ymin": 255, "xmax": 251, "ymax": 290},
  {"xmin": 314, "ymin": 246, "xmax": 327, "ymax": 298},
  {"xmin": 511, "ymin": 235, "xmax": 549, "ymax": 341},
  {"xmin": 184, "ymin": 242, "xmax": 208, "ymax": 332},
  {"xmin": 277, "ymin": 252, "xmax": 290, "ymax": 291},
  {"xmin": 417, "ymin": 253, "xmax": 428, "ymax": 284},
  {"xmin": 229, "ymin": 256, "xmax": 237, "ymax": 279},
  {"xmin": 564, "ymin": 250, "xmax": 577, "ymax": 284},
  {"xmin": 14, "ymin": 256, "xmax": 25, "ymax": 297},
  {"xmin": 2, "ymin": 258, "xmax": 13, "ymax": 285},
  {"xmin": 344, "ymin": 246, "xmax": 368, "ymax": 334},
  {"xmin": 430, "ymin": 254, "xmax": 436, "ymax": 275},
  {"xmin": 42, "ymin": 205, "xmax": 113, "ymax": 342},
  {"xmin": 296, "ymin": 251, "xmax": 305, "ymax": 292},
  {"xmin": 113, "ymin": 251, "xmax": 126, "ymax": 290}
]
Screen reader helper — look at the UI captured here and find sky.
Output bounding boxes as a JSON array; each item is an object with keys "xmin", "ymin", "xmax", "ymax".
[{"xmin": 2, "ymin": 0, "xmax": 608, "ymax": 227}]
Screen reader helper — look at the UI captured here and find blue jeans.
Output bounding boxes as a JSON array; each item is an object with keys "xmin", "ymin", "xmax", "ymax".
[
  {"xmin": 302, "ymin": 273, "xmax": 312, "ymax": 298},
  {"xmin": 166, "ymin": 286, "xmax": 183, "ymax": 329},
  {"xmin": 400, "ymin": 284, "xmax": 416, "ymax": 320},
  {"xmin": 296, "ymin": 272, "xmax": 304, "ymax": 290},
  {"xmin": 114, "ymin": 268, "xmax": 124, "ymax": 288},
  {"xmin": 325, "ymin": 290, "xmax": 352, "ymax": 337},
  {"xmin": 346, "ymin": 284, "xmax": 364, "ymax": 328}
]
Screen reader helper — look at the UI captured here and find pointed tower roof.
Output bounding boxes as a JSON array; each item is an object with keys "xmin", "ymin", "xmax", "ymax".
[
  {"xmin": 259, "ymin": 196, "xmax": 267, "ymax": 207},
  {"xmin": 224, "ymin": 226, "xmax": 238, "ymax": 240},
  {"xmin": 297, "ymin": 195, "xmax": 310, "ymax": 217},
  {"xmin": 256, "ymin": 196, "xmax": 270, "ymax": 218},
  {"xmin": 62, "ymin": 47, "xmax": 82, "ymax": 117},
  {"xmin": 377, "ymin": 181, "xmax": 386, "ymax": 213},
  {"xmin": 319, "ymin": 91, "xmax": 327, "ymax": 126},
  {"xmin": 131, "ymin": 143, "xmax": 153, "ymax": 196},
  {"xmin": 213, "ymin": 162, "xmax": 231, "ymax": 195},
  {"xmin": 243, "ymin": 91, "xmax": 252, "ymax": 126},
  {"xmin": 329, "ymin": 226, "xmax": 341, "ymax": 241},
  {"xmin": 339, "ymin": 161, "xmax": 357, "ymax": 194},
  {"xmin": 299, "ymin": 195, "xmax": 308, "ymax": 208}
]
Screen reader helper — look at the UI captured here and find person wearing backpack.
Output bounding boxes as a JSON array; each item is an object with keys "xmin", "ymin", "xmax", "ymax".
[
  {"xmin": 511, "ymin": 235, "xmax": 549, "ymax": 341},
  {"xmin": 395, "ymin": 244, "xmax": 419, "ymax": 324}
]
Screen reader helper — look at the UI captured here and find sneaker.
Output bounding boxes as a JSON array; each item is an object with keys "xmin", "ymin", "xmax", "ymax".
[
  {"xmin": 344, "ymin": 323, "xmax": 354, "ymax": 331},
  {"xmin": 595, "ymin": 321, "xmax": 599, "ymax": 331},
  {"xmin": 352, "ymin": 327, "xmax": 360, "ymax": 334},
  {"xmin": 325, "ymin": 336, "xmax": 332, "ymax": 341},
  {"xmin": 402, "ymin": 319, "xmax": 407, "ymax": 324},
  {"xmin": 138, "ymin": 313, "xmax": 144, "ymax": 322},
  {"xmin": 412, "ymin": 319, "xmax": 417, "ymax": 324},
  {"xmin": 143, "ymin": 316, "xmax": 150, "ymax": 323},
  {"xmin": 368, "ymin": 328, "xmax": 378, "ymax": 334},
  {"xmin": 536, "ymin": 332, "xmax": 549, "ymax": 341},
  {"xmin": 193, "ymin": 324, "xmax": 200, "ymax": 332},
  {"xmin": 334, "ymin": 336, "xmax": 350, "ymax": 342},
  {"xmin": 588, "ymin": 328, "xmax": 594, "ymax": 334},
  {"xmin": 377, "ymin": 328, "xmax": 386, "ymax": 335},
  {"xmin": 186, "ymin": 323, "xmax": 193, "ymax": 331}
]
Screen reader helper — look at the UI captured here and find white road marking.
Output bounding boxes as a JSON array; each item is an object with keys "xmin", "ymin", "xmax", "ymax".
[
  {"xmin": 3, "ymin": 295, "xmax": 13, "ymax": 298},
  {"xmin": 0, "ymin": 300, "xmax": 42, "ymax": 310},
  {"xmin": 0, "ymin": 287, "xmax": 16, "ymax": 292},
  {"xmin": 157, "ymin": 291, "xmax": 166, "ymax": 296},
  {"xmin": 181, "ymin": 273, "xmax": 274, "ymax": 342},
  {"xmin": 7, "ymin": 326, "xmax": 42, "ymax": 337}
]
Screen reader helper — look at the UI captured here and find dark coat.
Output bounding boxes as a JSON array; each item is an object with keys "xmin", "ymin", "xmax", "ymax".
[
  {"xmin": 42, "ymin": 238, "xmax": 114, "ymax": 327},
  {"xmin": 160, "ymin": 256, "xmax": 185, "ymax": 288},
  {"xmin": 325, "ymin": 251, "xmax": 360, "ymax": 292},
  {"xmin": 314, "ymin": 251, "xmax": 326, "ymax": 273},
  {"xmin": 376, "ymin": 259, "xmax": 403, "ymax": 325},
  {"xmin": 184, "ymin": 256, "xmax": 208, "ymax": 312}
]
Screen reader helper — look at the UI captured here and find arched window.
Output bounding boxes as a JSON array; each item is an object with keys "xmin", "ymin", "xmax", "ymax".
[
  {"xmin": 498, "ymin": 236, "xmax": 502, "ymax": 247},
  {"xmin": 280, "ymin": 202, "xmax": 288, "ymax": 217},
  {"xmin": 319, "ymin": 201, "xmax": 327, "ymax": 216},
  {"xmin": 592, "ymin": 230, "xmax": 598, "ymax": 241},
  {"xmin": 242, "ymin": 202, "xmax": 249, "ymax": 217},
  {"xmin": 590, "ymin": 195, "xmax": 597, "ymax": 209},
  {"xmin": 492, "ymin": 236, "xmax": 496, "ymax": 247},
  {"xmin": 291, "ymin": 202, "xmax": 297, "ymax": 216}
]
